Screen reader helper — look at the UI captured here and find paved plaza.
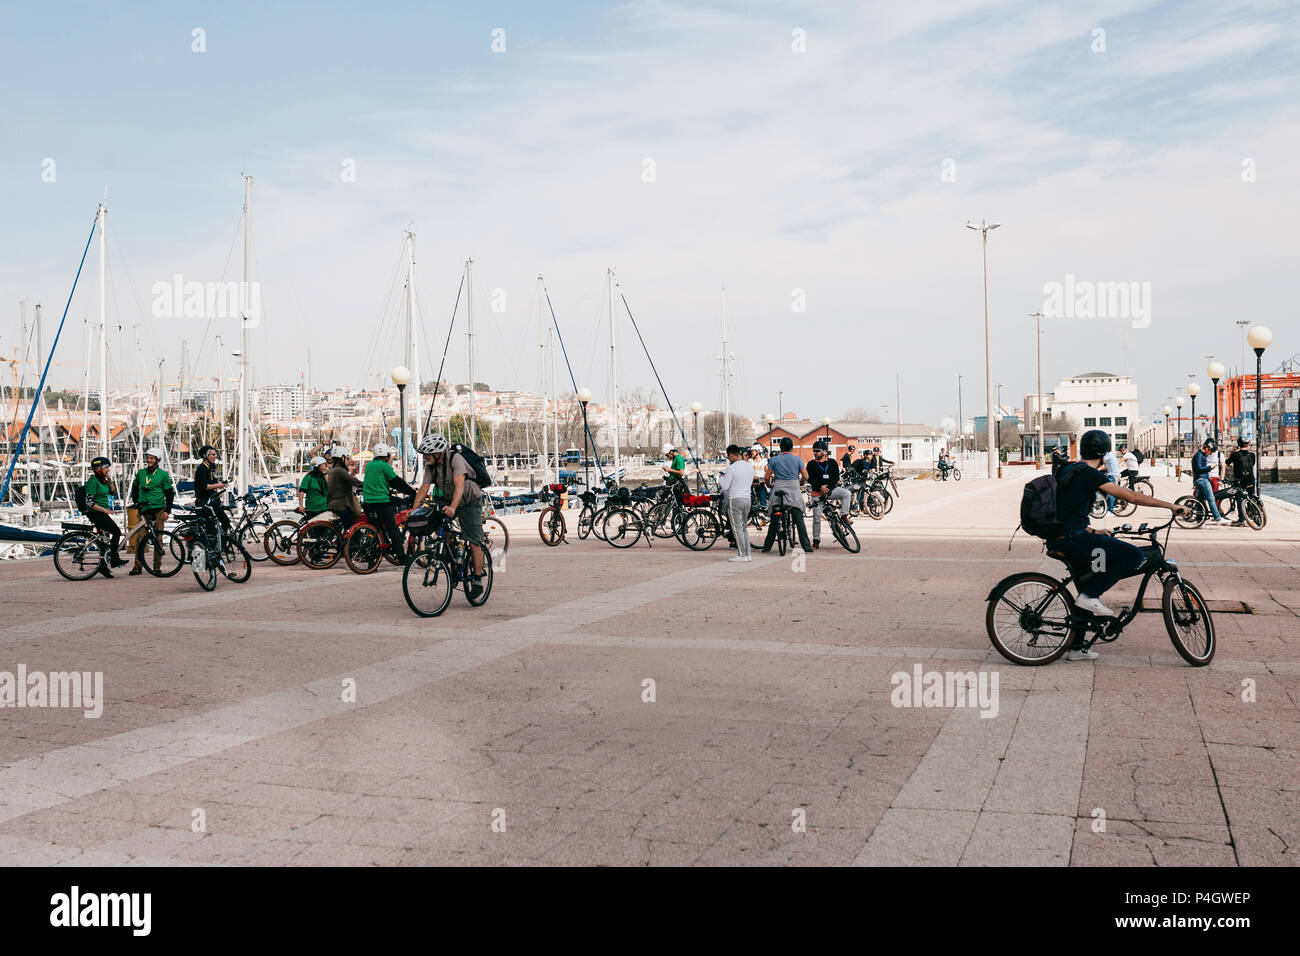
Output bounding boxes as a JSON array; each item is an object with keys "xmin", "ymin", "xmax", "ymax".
[{"xmin": 0, "ymin": 475, "xmax": 1296, "ymax": 866}]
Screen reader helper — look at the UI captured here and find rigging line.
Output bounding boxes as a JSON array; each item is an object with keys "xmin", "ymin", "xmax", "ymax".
[
  {"xmin": 2, "ymin": 214, "xmax": 98, "ymax": 503},
  {"xmin": 543, "ymin": 286, "xmax": 608, "ymax": 485},
  {"xmin": 422, "ymin": 272, "xmax": 466, "ymax": 436},
  {"xmin": 361, "ymin": 237, "xmax": 409, "ymax": 393},
  {"xmin": 192, "ymin": 209, "xmax": 247, "ymax": 376},
  {"xmin": 615, "ymin": 278, "xmax": 700, "ymax": 475}
]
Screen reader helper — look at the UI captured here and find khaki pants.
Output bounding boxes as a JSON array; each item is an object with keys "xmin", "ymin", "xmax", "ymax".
[{"xmin": 130, "ymin": 508, "xmax": 168, "ymax": 570}]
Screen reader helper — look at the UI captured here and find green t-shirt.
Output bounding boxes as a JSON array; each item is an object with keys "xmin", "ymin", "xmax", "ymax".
[
  {"xmin": 361, "ymin": 458, "xmax": 397, "ymax": 503},
  {"xmin": 84, "ymin": 474, "xmax": 112, "ymax": 510},
  {"xmin": 132, "ymin": 466, "xmax": 173, "ymax": 511},
  {"xmin": 299, "ymin": 470, "xmax": 329, "ymax": 513},
  {"xmin": 672, "ymin": 453, "xmax": 685, "ymax": 472}
]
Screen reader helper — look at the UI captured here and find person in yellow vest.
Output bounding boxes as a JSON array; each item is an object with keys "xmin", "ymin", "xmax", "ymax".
[{"xmin": 128, "ymin": 447, "xmax": 175, "ymax": 575}]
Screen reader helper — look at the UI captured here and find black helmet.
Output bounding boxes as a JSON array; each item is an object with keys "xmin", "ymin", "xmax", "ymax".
[
  {"xmin": 1202, "ymin": 437, "xmax": 1217, "ymax": 451},
  {"xmin": 90, "ymin": 456, "xmax": 111, "ymax": 471},
  {"xmin": 198, "ymin": 444, "xmax": 216, "ymax": 458},
  {"xmin": 1079, "ymin": 429, "xmax": 1111, "ymax": 460},
  {"xmin": 812, "ymin": 440, "xmax": 828, "ymax": 452}
]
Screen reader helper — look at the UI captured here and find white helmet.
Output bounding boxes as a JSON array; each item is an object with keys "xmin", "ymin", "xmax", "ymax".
[
  {"xmin": 144, "ymin": 446, "xmax": 164, "ymax": 460},
  {"xmin": 372, "ymin": 443, "xmax": 391, "ymax": 458},
  {"xmin": 662, "ymin": 444, "xmax": 675, "ymax": 455},
  {"xmin": 309, "ymin": 456, "xmax": 326, "ymax": 467},
  {"xmin": 418, "ymin": 433, "xmax": 448, "ymax": 454}
]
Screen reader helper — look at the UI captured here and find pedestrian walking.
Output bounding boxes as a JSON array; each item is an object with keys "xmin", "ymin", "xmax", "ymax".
[{"xmin": 720, "ymin": 444, "xmax": 755, "ymax": 562}]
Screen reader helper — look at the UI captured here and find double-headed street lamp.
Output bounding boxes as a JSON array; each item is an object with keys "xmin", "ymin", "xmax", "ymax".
[
  {"xmin": 391, "ymin": 365, "xmax": 411, "ymax": 484},
  {"xmin": 966, "ymin": 218, "xmax": 1000, "ymax": 478},
  {"xmin": 1248, "ymin": 326, "xmax": 1273, "ymax": 488},
  {"xmin": 1207, "ymin": 362, "xmax": 1224, "ymax": 442},
  {"xmin": 577, "ymin": 387, "xmax": 592, "ymax": 491}
]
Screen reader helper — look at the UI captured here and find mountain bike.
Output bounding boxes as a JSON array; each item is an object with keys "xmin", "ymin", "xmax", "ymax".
[
  {"xmin": 986, "ymin": 516, "xmax": 1214, "ymax": 666},
  {"xmin": 402, "ymin": 507, "xmax": 493, "ymax": 617}
]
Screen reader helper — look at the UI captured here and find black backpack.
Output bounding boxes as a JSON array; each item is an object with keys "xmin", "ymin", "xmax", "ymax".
[
  {"xmin": 449, "ymin": 444, "xmax": 493, "ymax": 490},
  {"xmin": 74, "ymin": 483, "xmax": 88, "ymax": 512},
  {"xmin": 1019, "ymin": 464, "xmax": 1083, "ymax": 540},
  {"xmin": 1132, "ymin": 447, "xmax": 1146, "ymax": 464}
]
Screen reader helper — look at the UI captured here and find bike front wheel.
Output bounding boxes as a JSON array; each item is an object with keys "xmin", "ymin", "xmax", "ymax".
[
  {"xmin": 140, "ymin": 529, "xmax": 185, "ymax": 577},
  {"xmin": 538, "ymin": 507, "xmax": 566, "ymax": 546},
  {"xmin": 53, "ymin": 531, "xmax": 103, "ymax": 581},
  {"xmin": 1243, "ymin": 497, "xmax": 1265, "ymax": 530},
  {"xmin": 191, "ymin": 544, "xmax": 218, "ymax": 591},
  {"xmin": 403, "ymin": 551, "xmax": 454, "ymax": 617},
  {"xmin": 221, "ymin": 540, "xmax": 253, "ymax": 583},
  {"xmin": 601, "ymin": 507, "xmax": 643, "ymax": 548},
  {"xmin": 263, "ymin": 519, "xmax": 302, "ymax": 566},
  {"xmin": 298, "ymin": 521, "xmax": 343, "ymax": 569},
  {"xmin": 830, "ymin": 515, "xmax": 860, "ymax": 553},
  {"xmin": 986, "ymin": 572, "xmax": 1081, "ymax": 665},
  {"xmin": 241, "ymin": 517, "xmax": 272, "ymax": 561},
  {"xmin": 463, "ymin": 547, "xmax": 493, "ymax": 606},
  {"xmin": 1173, "ymin": 495, "xmax": 1205, "ymax": 529},
  {"xmin": 678, "ymin": 509, "xmax": 721, "ymax": 551},
  {"xmin": 344, "ymin": 525, "xmax": 384, "ymax": 574},
  {"xmin": 952, "ymin": 468, "xmax": 961, "ymax": 481},
  {"xmin": 483, "ymin": 515, "xmax": 509, "ymax": 554},
  {"xmin": 1162, "ymin": 577, "xmax": 1215, "ymax": 665}
]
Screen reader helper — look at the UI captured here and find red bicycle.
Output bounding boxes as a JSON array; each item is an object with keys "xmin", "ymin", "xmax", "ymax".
[{"xmin": 297, "ymin": 502, "xmax": 413, "ymax": 574}]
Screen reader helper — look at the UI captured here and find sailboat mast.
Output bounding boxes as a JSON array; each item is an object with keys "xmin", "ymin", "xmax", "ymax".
[
  {"xmin": 80, "ymin": 319, "xmax": 92, "ymax": 469},
  {"xmin": 466, "ymin": 257, "xmax": 475, "ymax": 447},
  {"xmin": 98, "ymin": 202, "xmax": 109, "ymax": 458},
  {"xmin": 238, "ymin": 175, "xmax": 251, "ymax": 493},
  {"xmin": 548, "ymin": 325, "xmax": 558, "ymax": 478},
  {"xmin": 215, "ymin": 335, "xmax": 224, "ymax": 463},
  {"xmin": 721, "ymin": 283, "xmax": 730, "ymax": 451},
  {"xmin": 405, "ymin": 229, "xmax": 420, "ymax": 448},
  {"xmin": 608, "ymin": 268, "xmax": 619, "ymax": 483},
  {"xmin": 537, "ymin": 275, "xmax": 547, "ymax": 479}
]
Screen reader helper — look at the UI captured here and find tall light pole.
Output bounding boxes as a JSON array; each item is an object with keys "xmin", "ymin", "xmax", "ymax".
[
  {"xmin": 1030, "ymin": 311, "xmax": 1044, "ymax": 468},
  {"xmin": 1207, "ymin": 362, "xmax": 1224, "ymax": 443},
  {"xmin": 1248, "ymin": 326, "xmax": 1272, "ymax": 488},
  {"xmin": 763, "ymin": 413, "xmax": 776, "ymax": 452},
  {"xmin": 823, "ymin": 416, "xmax": 832, "ymax": 443},
  {"xmin": 391, "ymin": 366, "xmax": 410, "ymax": 485},
  {"xmin": 956, "ymin": 372, "xmax": 963, "ymax": 464},
  {"xmin": 1174, "ymin": 396, "xmax": 1185, "ymax": 459},
  {"xmin": 1163, "ymin": 405, "xmax": 1172, "ymax": 457},
  {"xmin": 966, "ymin": 218, "xmax": 1000, "ymax": 477},
  {"xmin": 578, "ymin": 387, "xmax": 592, "ymax": 492},
  {"xmin": 777, "ymin": 391, "xmax": 783, "ymax": 422},
  {"xmin": 1187, "ymin": 381, "xmax": 1199, "ymax": 446},
  {"xmin": 1235, "ymin": 319, "xmax": 1250, "ymax": 377}
]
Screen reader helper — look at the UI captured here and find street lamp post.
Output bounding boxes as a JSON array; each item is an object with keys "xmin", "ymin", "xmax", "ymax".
[
  {"xmin": 822, "ymin": 416, "xmax": 832, "ymax": 444},
  {"xmin": 1163, "ymin": 405, "xmax": 1172, "ymax": 458},
  {"xmin": 763, "ymin": 413, "xmax": 776, "ymax": 451},
  {"xmin": 966, "ymin": 218, "xmax": 1001, "ymax": 478},
  {"xmin": 578, "ymin": 387, "xmax": 592, "ymax": 492},
  {"xmin": 1029, "ymin": 311, "xmax": 1044, "ymax": 468},
  {"xmin": 1207, "ymin": 362, "xmax": 1224, "ymax": 443},
  {"xmin": 690, "ymin": 401, "xmax": 703, "ymax": 489},
  {"xmin": 391, "ymin": 366, "xmax": 411, "ymax": 485},
  {"xmin": 1187, "ymin": 382, "xmax": 1200, "ymax": 447},
  {"xmin": 1248, "ymin": 326, "xmax": 1273, "ymax": 488},
  {"xmin": 1175, "ymin": 396, "xmax": 1185, "ymax": 459}
]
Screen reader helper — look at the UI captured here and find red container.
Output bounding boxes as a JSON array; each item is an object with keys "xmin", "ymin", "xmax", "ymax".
[{"xmin": 1209, "ymin": 477, "xmax": 1220, "ymax": 493}]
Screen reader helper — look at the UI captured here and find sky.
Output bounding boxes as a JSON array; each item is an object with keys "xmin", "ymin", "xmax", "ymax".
[{"xmin": 1, "ymin": 0, "xmax": 1297, "ymax": 429}]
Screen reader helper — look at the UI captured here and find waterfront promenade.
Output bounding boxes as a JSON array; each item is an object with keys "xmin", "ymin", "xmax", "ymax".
[{"xmin": 1, "ymin": 475, "xmax": 1296, "ymax": 866}]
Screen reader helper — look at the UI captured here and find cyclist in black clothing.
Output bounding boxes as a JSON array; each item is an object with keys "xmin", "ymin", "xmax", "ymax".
[
  {"xmin": 82, "ymin": 456, "xmax": 130, "ymax": 576},
  {"xmin": 1225, "ymin": 438, "xmax": 1257, "ymax": 527},
  {"xmin": 193, "ymin": 444, "xmax": 232, "ymax": 534},
  {"xmin": 840, "ymin": 445, "xmax": 856, "ymax": 473}
]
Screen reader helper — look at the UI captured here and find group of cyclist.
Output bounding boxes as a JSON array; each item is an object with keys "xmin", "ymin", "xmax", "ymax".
[{"xmin": 71, "ymin": 432, "xmax": 488, "ymax": 599}]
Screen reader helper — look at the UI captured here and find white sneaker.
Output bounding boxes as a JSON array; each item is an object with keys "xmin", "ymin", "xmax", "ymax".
[
  {"xmin": 728, "ymin": 556, "xmax": 748, "ymax": 563},
  {"xmin": 1065, "ymin": 648, "xmax": 1100, "ymax": 661},
  {"xmin": 1074, "ymin": 594, "xmax": 1117, "ymax": 617}
]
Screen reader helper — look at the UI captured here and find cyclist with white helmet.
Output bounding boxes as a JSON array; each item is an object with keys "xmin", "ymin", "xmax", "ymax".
[
  {"xmin": 662, "ymin": 444, "xmax": 686, "ymax": 482},
  {"xmin": 361, "ymin": 444, "xmax": 416, "ymax": 563},
  {"xmin": 127, "ymin": 447, "xmax": 175, "ymax": 575},
  {"xmin": 296, "ymin": 456, "xmax": 330, "ymax": 520},
  {"xmin": 413, "ymin": 433, "xmax": 487, "ymax": 601}
]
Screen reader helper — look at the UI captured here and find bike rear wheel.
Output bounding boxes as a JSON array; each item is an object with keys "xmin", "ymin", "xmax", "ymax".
[
  {"xmin": 678, "ymin": 509, "xmax": 721, "ymax": 551},
  {"xmin": 577, "ymin": 506, "xmax": 594, "ymax": 540},
  {"xmin": 986, "ymin": 572, "xmax": 1081, "ymax": 665},
  {"xmin": 483, "ymin": 515, "xmax": 509, "ymax": 555},
  {"xmin": 646, "ymin": 502, "xmax": 677, "ymax": 538},
  {"xmin": 1090, "ymin": 493, "xmax": 1108, "ymax": 519},
  {"xmin": 221, "ymin": 540, "xmax": 253, "ymax": 582},
  {"xmin": 263, "ymin": 519, "xmax": 302, "ymax": 566},
  {"xmin": 53, "ymin": 531, "xmax": 103, "ymax": 581},
  {"xmin": 402, "ymin": 552, "xmax": 454, "ymax": 617},
  {"xmin": 1243, "ymin": 497, "xmax": 1265, "ymax": 530},
  {"xmin": 241, "ymin": 517, "xmax": 272, "ymax": 561},
  {"xmin": 865, "ymin": 491, "xmax": 886, "ymax": 519},
  {"xmin": 191, "ymin": 544, "xmax": 217, "ymax": 591},
  {"xmin": 1173, "ymin": 495, "xmax": 1205, "ymax": 529},
  {"xmin": 1112, "ymin": 496, "xmax": 1137, "ymax": 517},
  {"xmin": 538, "ymin": 506, "xmax": 566, "ymax": 546},
  {"xmin": 344, "ymin": 525, "xmax": 384, "ymax": 574},
  {"xmin": 952, "ymin": 468, "xmax": 961, "ymax": 481},
  {"xmin": 298, "ymin": 521, "xmax": 343, "ymax": 569},
  {"xmin": 1162, "ymin": 577, "xmax": 1215, "ymax": 665},
  {"xmin": 774, "ymin": 513, "xmax": 788, "ymax": 556}
]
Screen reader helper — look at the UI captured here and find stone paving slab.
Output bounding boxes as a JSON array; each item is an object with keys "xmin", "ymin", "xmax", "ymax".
[{"xmin": 1, "ymin": 475, "xmax": 1296, "ymax": 865}]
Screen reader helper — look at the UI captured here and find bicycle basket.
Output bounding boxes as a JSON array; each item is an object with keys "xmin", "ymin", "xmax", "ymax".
[
  {"xmin": 683, "ymin": 494, "xmax": 712, "ymax": 507},
  {"xmin": 403, "ymin": 506, "xmax": 442, "ymax": 535}
]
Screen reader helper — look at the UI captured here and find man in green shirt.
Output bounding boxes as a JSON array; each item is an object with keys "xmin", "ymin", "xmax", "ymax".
[
  {"xmin": 360, "ymin": 444, "xmax": 415, "ymax": 563},
  {"xmin": 296, "ymin": 456, "xmax": 330, "ymax": 519},
  {"xmin": 128, "ymin": 446, "xmax": 175, "ymax": 575},
  {"xmin": 82, "ymin": 456, "xmax": 129, "ymax": 577}
]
